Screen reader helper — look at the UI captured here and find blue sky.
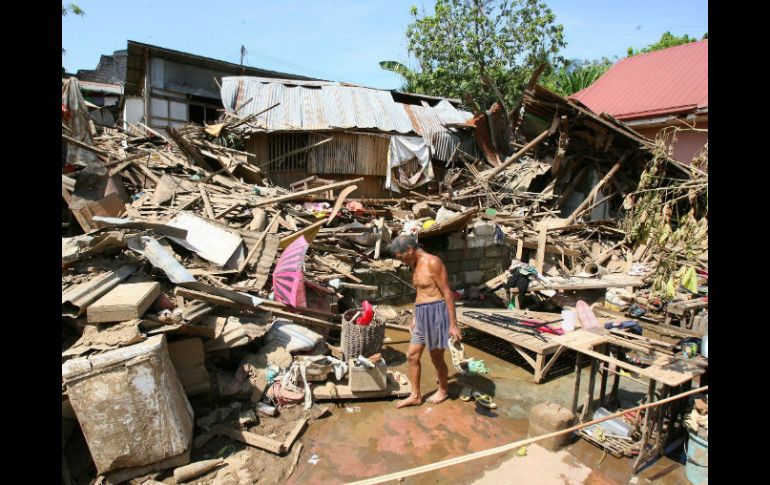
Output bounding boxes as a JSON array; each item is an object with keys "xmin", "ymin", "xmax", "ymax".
[{"xmin": 62, "ymin": 0, "xmax": 707, "ymax": 89}]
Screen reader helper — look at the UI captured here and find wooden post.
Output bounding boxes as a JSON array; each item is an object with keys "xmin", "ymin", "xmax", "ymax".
[
  {"xmin": 572, "ymin": 353, "xmax": 581, "ymax": 414},
  {"xmin": 581, "ymin": 358, "xmax": 598, "ymax": 422},
  {"xmin": 633, "ymin": 379, "xmax": 657, "ymax": 471},
  {"xmin": 599, "ymin": 353, "xmax": 609, "ymax": 406}
]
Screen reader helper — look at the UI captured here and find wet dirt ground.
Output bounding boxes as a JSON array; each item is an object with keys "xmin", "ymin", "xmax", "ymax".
[
  {"xmin": 65, "ymin": 317, "xmax": 691, "ymax": 484},
  {"xmin": 286, "ymin": 326, "xmax": 689, "ymax": 485}
]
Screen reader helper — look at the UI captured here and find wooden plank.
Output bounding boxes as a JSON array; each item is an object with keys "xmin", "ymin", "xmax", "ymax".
[
  {"xmin": 198, "ymin": 184, "xmax": 215, "ymax": 219},
  {"xmin": 563, "ymin": 157, "xmax": 625, "ymax": 226},
  {"xmin": 174, "ymin": 287, "xmax": 339, "ymax": 331},
  {"xmin": 87, "ymin": 282, "xmax": 161, "ymax": 323},
  {"xmin": 481, "ymin": 118, "xmax": 558, "ymax": 182},
  {"xmin": 279, "ymin": 218, "xmax": 326, "ymax": 249},
  {"xmin": 327, "ymin": 185, "xmax": 358, "ymax": 224},
  {"xmin": 238, "ymin": 214, "xmax": 280, "ymax": 275},
  {"xmin": 534, "ymin": 225, "xmax": 548, "ymax": 274},
  {"xmin": 282, "ymin": 419, "xmax": 307, "ymax": 452},
  {"xmin": 312, "ymin": 255, "xmax": 362, "ymax": 283},
  {"xmin": 515, "ymin": 238, "xmax": 524, "ymax": 260},
  {"xmin": 215, "ymin": 201, "xmax": 242, "ymax": 219},
  {"xmin": 537, "ymin": 345, "xmax": 566, "ymax": 382},
  {"xmin": 572, "ymin": 353, "xmax": 581, "ymax": 414},
  {"xmin": 253, "ymin": 178, "xmax": 364, "ymax": 208},
  {"xmin": 557, "ymin": 336, "xmax": 702, "ymax": 387},
  {"xmin": 211, "ymin": 425, "xmax": 284, "ymax": 454},
  {"xmin": 456, "ymin": 309, "xmax": 559, "ymax": 354},
  {"xmin": 512, "ymin": 346, "xmax": 537, "ymax": 369},
  {"xmin": 513, "ymin": 237, "xmax": 581, "ymax": 258}
]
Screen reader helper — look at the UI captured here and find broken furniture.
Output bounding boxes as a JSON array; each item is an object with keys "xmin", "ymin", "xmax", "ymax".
[
  {"xmin": 456, "ymin": 308, "xmax": 611, "ymax": 383},
  {"xmin": 553, "ymin": 328, "xmax": 706, "ymax": 472},
  {"xmin": 290, "ymin": 176, "xmax": 338, "ymax": 199},
  {"xmin": 663, "ymin": 299, "xmax": 708, "ymax": 336}
]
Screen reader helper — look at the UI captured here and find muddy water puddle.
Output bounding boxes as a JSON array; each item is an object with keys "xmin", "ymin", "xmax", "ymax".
[{"xmin": 288, "ymin": 325, "xmax": 686, "ymax": 485}]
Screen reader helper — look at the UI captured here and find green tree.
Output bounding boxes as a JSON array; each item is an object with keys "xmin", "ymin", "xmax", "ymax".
[
  {"xmin": 62, "ymin": 3, "xmax": 84, "ymax": 16},
  {"xmin": 541, "ymin": 58, "xmax": 612, "ymax": 96},
  {"xmin": 378, "ymin": 61, "xmax": 423, "ymax": 93},
  {"xmin": 626, "ymin": 31, "xmax": 701, "ymax": 57},
  {"xmin": 383, "ymin": 0, "xmax": 566, "ymax": 111}
]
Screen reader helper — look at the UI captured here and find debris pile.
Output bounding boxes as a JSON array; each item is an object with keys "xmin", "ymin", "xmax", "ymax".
[{"xmin": 62, "ymin": 75, "xmax": 707, "ymax": 483}]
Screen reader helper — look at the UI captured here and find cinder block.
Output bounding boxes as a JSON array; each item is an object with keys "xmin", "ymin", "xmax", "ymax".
[
  {"xmin": 472, "ymin": 222, "xmax": 496, "ymax": 237},
  {"xmin": 461, "ymin": 259, "xmax": 479, "ymax": 271},
  {"xmin": 485, "ymin": 245, "xmax": 508, "ymax": 258},
  {"xmin": 448, "ymin": 233, "xmax": 466, "ymax": 250},
  {"xmin": 442, "ymin": 250, "xmax": 465, "ymax": 262},
  {"xmin": 464, "ymin": 270, "xmax": 484, "ymax": 284},
  {"xmin": 480, "ymin": 257, "xmax": 501, "ymax": 270},
  {"xmin": 467, "ymin": 248, "xmax": 484, "ymax": 260},
  {"xmin": 467, "ymin": 234, "xmax": 492, "ymax": 249},
  {"xmin": 445, "ymin": 261, "xmax": 461, "ymax": 274},
  {"xmin": 87, "ymin": 282, "xmax": 161, "ymax": 323}
]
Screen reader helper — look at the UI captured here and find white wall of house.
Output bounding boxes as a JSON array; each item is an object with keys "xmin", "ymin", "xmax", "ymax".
[{"xmin": 123, "ymin": 97, "xmax": 145, "ymax": 128}]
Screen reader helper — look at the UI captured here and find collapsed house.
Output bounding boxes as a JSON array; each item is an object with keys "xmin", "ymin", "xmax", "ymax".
[
  {"xmin": 217, "ymin": 76, "xmax": 478, "ymax": 198},
  {"xmin": 62, "ymin": 61, "xmax": 707, "ymax": 483}
]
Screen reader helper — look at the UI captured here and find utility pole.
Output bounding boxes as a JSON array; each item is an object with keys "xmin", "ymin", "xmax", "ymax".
[{"xmin": 240, "ymin": 45, "xmax": 246, "ymax": 66}]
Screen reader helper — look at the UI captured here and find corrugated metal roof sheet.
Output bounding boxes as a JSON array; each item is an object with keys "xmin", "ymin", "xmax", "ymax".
[
  {"xmin": 221, "ymin": 77, "xmax": 472, "ymax": 135},
  {"xmin": 571, "ymin": 40, "xmax": 708, "ymax": 121}
]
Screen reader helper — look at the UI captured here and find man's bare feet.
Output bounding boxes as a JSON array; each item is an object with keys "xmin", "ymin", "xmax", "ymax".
[
  {"xmin": 425, "ymin": 389, "xmax": 449, "ymax": 404},
  {"xmin": 396, "ymin": 393, "xmax": 423, "ymax": 408}
]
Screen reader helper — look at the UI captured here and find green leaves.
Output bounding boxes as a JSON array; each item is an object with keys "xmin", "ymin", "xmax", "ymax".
[
  {"xmin": 627, "ymin": 31, "xmax": 697, "ymax": 57},
  {"xmin": 380, "ymin": 0, "xmax": 565, "ymax": 111},
  {"xmin": 62, "ymin": 3, "xmax": 85, "ymax": 16},
  {"xmin": 541, "ymin": 58, "xmax": 612, "ymax": 96}
]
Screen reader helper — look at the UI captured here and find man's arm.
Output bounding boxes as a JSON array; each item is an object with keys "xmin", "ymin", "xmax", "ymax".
[{"xmin": 428, "ymin": 257, "xmax": 461, "ymax": 341}]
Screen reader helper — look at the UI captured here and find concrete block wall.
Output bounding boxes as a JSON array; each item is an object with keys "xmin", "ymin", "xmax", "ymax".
[
  {"xmin": 349, "ymin": 221, "xmax": 511, "ymax": 304},
  {"xmin": 428, "ymin": 222, "xmax": 511, "ymax": 290}
]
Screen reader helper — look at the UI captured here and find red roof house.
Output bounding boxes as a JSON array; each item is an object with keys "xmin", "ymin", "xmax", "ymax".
[{"xmin": 571, "ymin": 39, "xmax": 708, "ymax": 163}]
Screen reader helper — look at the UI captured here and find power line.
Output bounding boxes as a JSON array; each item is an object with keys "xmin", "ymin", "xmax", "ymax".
[{"xmin": 245, "ymin": 47, "xmax": 351, "ymax": 82}]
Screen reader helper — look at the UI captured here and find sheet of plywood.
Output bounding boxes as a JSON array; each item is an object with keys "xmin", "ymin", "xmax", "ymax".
[{"xmin": 167, "ymin": 212, "xmax": 243, "ymax": 266}]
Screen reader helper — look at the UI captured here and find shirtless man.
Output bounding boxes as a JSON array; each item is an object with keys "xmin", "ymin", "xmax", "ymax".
[{"xmin": 390, "ymin": 235, "xmax": 461, "ymax": 408}]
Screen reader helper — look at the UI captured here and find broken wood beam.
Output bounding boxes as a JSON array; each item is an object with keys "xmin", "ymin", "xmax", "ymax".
[
  {"xmin": 252, "ymin": 178, "xmax": 364, "ymax": 208},
  {"xmin": 312, "ymin": 255, "xmax": 362, "ymax": 283},
  {"xmin": 211, "ymin": 424, "xmax": 285, "ymax": 455},
  {"xmin": 282, "ymin": 419, "xmax": 307, "ymax": 453},
  {"xmin": 174, "ymin": 287, "xmax": 339, "ymax": 330},
  {"xmin": 198, "ymin": 184, "xmax": 215, "ymax": 219},
  {"xmin": 237, "ymin": 214, "xmax": 281, "ymax": 275},
  {"xmin": 511, "ymin": 237, "xmax": 581, "ymax": 258},
  {"xmin": 481, "ymin": 115, "xmax": 559, "ymax": 181},
  {"xmin": 563, "ymin": 156, "xmax": 625, "ymax": 226}
]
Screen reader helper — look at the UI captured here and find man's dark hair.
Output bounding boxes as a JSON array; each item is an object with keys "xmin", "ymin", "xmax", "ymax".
[{"xmin": 390, "ymin": 235, "xmax": 419, "ymax": 254}]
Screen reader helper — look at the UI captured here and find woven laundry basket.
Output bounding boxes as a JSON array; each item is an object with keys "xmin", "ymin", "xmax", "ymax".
[{"xmin": 341, "ymin": 309, "xmax": 385, "ymax": 360}]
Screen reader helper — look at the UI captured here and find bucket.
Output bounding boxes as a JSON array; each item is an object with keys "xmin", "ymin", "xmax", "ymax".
[
  {"xmin": 561, "ymin": 311, "xmax": 577, "ymax": 332},
  {"xmin": 685, "ymin": 431, "xmax": 708, "ymax": 485}
]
